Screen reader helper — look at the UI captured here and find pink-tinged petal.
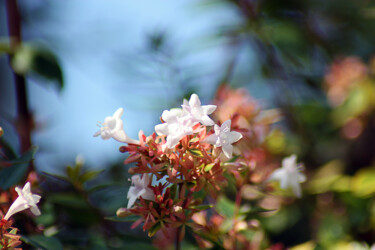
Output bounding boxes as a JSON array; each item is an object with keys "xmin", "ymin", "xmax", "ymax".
[
  {"xmin": 113, "ymin": 107, "xmax": 124, "ymax": 119},
  {"xmin": 202, "ymin": 105, "xmax": 217, "ymax": 115},
  {"xmin": 203, "ymin": 134, "xmax": 218, "ymax": 145},
  {"xmin": 222, "ymin": 144, "xmax": 234, "ymax": 158},
  {"xmin": 141, "ymin": 188, "xmax": 155, "ymax": 201},
  {"xmin": 228, "ymin": 131, "xmax": 243, "ymax": 144},
  {"xmin": 200, "ymin": 116, "xmax": 215, "ymax": 126},
  {"xmin": 141, "ymin": 174, "xmax": 152, "ymax": 187},
  {"xmin": 155, "ymin": 123, "xmax": 170, "ymax": 135},
  {"xmin": 189, "ymin": 93, "xmax": 201, "ymax": 107}
]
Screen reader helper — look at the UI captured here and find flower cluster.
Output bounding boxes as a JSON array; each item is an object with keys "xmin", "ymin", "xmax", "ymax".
[{"xmin": 95, "ymin": 92, "xmax": 306, "ymax": 245}]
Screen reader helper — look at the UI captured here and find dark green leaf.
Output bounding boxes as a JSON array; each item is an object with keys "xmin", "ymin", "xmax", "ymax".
[
  {"xmin": 105, "ymin": 215, "xmax": 141, "ymax": 222},
  {"xmin": 11, "ymin": 46, "xmax": 64, "ymax": 90},
  {"xmin": 0, "ymin": 146, "xmax": 37, "ymax": 190},
  {"xmin": 22, "ymin": 235, "xmax": 63, "ymax": 250}
]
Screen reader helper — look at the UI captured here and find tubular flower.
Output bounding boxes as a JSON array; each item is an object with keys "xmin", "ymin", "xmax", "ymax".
[
  {"xmin": 203, "ymin": 120, "xmax": 243, "ymax": 158},
  {"xmin": 182, "ymin": 93, "xmax": 216, "ymax": 126},
  {"xmin": 268, "ymin": 154, "xmax": 306, "ymax": 198},
  {"xmin": 4, "ymin": 182, "xmax": 41, "ymax": 221},
  {"xmin": 127, "ymin": 174, "xmax": 155, "ymax": 208},
  {"xmin": 94, "ymin": 107, "xmax": 139, "ymax": 144}
]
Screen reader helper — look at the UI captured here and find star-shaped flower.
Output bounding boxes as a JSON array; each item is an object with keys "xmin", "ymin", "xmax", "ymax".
[
  {"xmin": 155, "ymin": 108, "xmax": 195, "ymax": 149},
  {"xmin": 182, "ymin": 93, "xmax": 216, "ymax": 126},
  {"xmin": 94, "ymin": 108, "xmax": 139, "ymax": 144},
  {"xmin": 203, "ymin": 120, "xmax": 243, "ymax": 158},
  {"xmin": 4, "ymin": 182, "xmax": 41, "ymax": 220},
  {"xmin": 268, "ymin": 154, "xmax": 306, "ymax": 198},
  {"xmin": 127, "ymin": 174, "xmax": 155, "ymax": 208}
]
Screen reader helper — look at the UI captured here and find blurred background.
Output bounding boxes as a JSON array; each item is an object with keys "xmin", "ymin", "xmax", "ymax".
[{"xmin": 2, "ymin": 0, "xmax": 375, "ymax": 249}]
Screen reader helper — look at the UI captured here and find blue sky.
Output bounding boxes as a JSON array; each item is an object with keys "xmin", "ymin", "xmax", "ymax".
[{"xmin": 6, "ymin": 0, "xmax": 243, "ymax": 172}]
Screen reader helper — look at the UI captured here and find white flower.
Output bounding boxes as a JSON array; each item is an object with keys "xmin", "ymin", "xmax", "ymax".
[
  {"xmin": 4, "ymin": 182, "xmax": 41, "ymax": 220},
  {"xmin": 155, "ymin": 109, "xmax": 195, "ymax": 149},
  {"xmin": 94, "ymin": 107, "xmax": 139, "ymax": 144},
  {"xmin": 182, "ymin": 93, "xmax": 216, "ymax": 126},
  {"xmin": 203, "ymin": 120, "xmax": 243, "ymax": 158},
  {"xmin": 268, "ymin": 154, "xmax": 306, "ymax": 198},
  {"xmin": 127, "ymin": 174, "xmax": 155, "ymax": 208}
]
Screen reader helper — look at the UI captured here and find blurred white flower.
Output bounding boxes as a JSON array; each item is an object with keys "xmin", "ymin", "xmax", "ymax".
[
  {"xmin": 127, "ymin": 174, "xmax": 154, "ymax": 208},
  {"xmin": 155, "ymin": 109, "xmax": 194, "ymax": 149},
  {"xmin": 268, "ymin": 154, "xmax": 306, "ymax": 198},
  {"xmin": 203, "ymin": 120, "xmax": 243, "ymax": 158},
  {"xmin": 182, "ymin": 93, "xmax": 216, "ymax": 126},
  {"xmin": 4, "ymin": 182, "xmax": 41, "ymax": 220},
  {"xmin": 94, "ymin": 107, "xmax": 139, "ymax": 144}
]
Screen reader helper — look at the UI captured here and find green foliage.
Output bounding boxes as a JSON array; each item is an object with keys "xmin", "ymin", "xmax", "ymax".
[
  {"xmin": 22, "ymin": 235, "xmax": 63, "ymax": 250},
  {"xmin": 0, "ymin": 146, "xmax": 37, "ymax": 190},
  {"xmin": 11, "ymin": 45, "xmax": 64, "ymax": 90}
]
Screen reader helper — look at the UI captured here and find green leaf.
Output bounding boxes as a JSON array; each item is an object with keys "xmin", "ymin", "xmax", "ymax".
[
  {"xmin": 11, "ymin": 45, "xmax": 64, "ymax": 91},
  {"xmin": 105, "ymin": 215, "xmax": 141, "ymax": 222},
  {"xmin": 22, "ymin": 235, "xmax": 63, "ymax": 250},
  {"xmin": 352, "ymin": 167, "xmax": 375, "ymax": 197},
  {"xmin": 216, "ymin": 196, "xmax": 235, "ymax": 218},
  {"xmin": 189, "ymin": 149, "xmax": 204, "ymax": 158},
  {"xmin": 148, "ymin": 222, "xmax": 161, "ymax": 237},
  {"xmin": 204, "ymin": 163, "xmax": 215, "ymax": 172},
  {"xmin": 190, "ymin": 204, "xmax": 213, "ymax": 211},
  {"xmin": 80, "ymin": 169, "xmax": 104, "ymax": 183},
  {"xmin": 0, "ymin": 146, "xmax": 37, "ymax": 190}
]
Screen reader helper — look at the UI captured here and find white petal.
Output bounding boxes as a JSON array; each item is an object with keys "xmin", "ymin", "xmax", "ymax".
[
  {"xmin": 155, "ymin": 123, "xmax": 170, "ymax": 136},
  {"xmin": 32, "ymin": 194, "xmax": 41, "ymax": 204},
  {"xmin": 200, "ymin": 116, "xmax": 215, "ymax": 126},
  {"xmin": 221, "ymin": 120, "xmax": 232, "ymax": 131},
  {"xmin": 292, "ymin": 183, "xmax": 302, "ymax": 198},
  {"xmin": 166, "ymin": 134, "xmax": 182, "ymax": 149},
  {"xmin": 228, "ymin": 131, "xmax": 243, "ymax": 144},
  {"xmin": 93, "ymin": 130, "xmax": 101, "ymax": 137},
  {"xmin": 298, "ymin": 173, "xmax": 306, "ymax": 183},
  {"xmin": 222, "ymin": 144, "xmax": 234, "ymax": 158},
  {"xmin": 203, "ymin": 134, "xmax": 218, "ymax": 145},
  {"xmin": 162, "ymin": 109, "xmax": 182, "ymax": 123},
  {"xmin": 113, "ymin": 107, "xmax": 124, "ymax": 119},
  {"xmin": 189, "ymin": 94, "xmax": 201, "ymax": 107},
  {"xmin": 282, "ymin": 154, "xmax": 297, "ymax": 169},
  {"xmin": 30, "ymin": 206, "xmax": 41, "ymax": 216},
  {"xmin": 202, "ymin": 105, "xmax": 216, "ymax": 115},
  {"xmin": 22, "ymin": 182, "xmax": 31, "ymax": 194},
  {"xmin": 127, "ymin": 196, "xmax": 137, "ymax": 208},
  {"xmin": 269, "ymin": 169, "xmax": 285, "ymax": 182}
]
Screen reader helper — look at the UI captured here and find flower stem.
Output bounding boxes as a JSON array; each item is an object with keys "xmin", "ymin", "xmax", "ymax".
[{"xmin": 5, "ymin": 0, "xmax": 34, "ymax": 170}]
